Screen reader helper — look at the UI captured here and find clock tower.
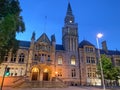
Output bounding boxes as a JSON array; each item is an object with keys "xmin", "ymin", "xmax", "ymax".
[{"xmin": 62, "ymin": 2, "xmax": 78, "ymax": 52}]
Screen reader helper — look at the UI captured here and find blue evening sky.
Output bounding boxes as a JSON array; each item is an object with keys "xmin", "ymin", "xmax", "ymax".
[{"xmin": 17, "ymin": 0, "xmax": 120, "ymax": 50}]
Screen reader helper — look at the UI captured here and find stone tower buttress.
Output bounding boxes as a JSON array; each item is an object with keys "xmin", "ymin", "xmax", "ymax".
[{"xmin": 27, "ymin": 32, "xmax": 35, "ymax": 76}]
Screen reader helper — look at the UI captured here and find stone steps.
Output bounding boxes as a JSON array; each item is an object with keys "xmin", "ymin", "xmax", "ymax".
[
  {"xmin": 13, "ymin": 77, "xmax": 67, "ymax": 88},
  {"xmin": 13, "ymin": 81, "xmax": 67, "ymax": 88}
]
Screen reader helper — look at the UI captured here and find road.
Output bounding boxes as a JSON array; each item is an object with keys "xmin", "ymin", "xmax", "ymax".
[{"xmin": 1, "ymin": 86, "xmax": 120, "ymax": 90}]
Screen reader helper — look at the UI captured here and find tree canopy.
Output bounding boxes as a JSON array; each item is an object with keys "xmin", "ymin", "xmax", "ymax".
[
  {"xmin": 97, "ymin": 54, "xmax": 120, "ymax": 81},
  {"xmin": 0, "ymin": 0, "xmax": 25, "ymax": 63}
]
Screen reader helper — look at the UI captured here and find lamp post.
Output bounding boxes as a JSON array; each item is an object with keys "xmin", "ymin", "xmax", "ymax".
[
  {"xmin": 96, "ymin": 33, "xmax": 105, "ymax": 90},
  {"xmin": 0, "ymin": 65, "xmax": 7, "ymax": 90},
  {"xmin": 55, "ymin": 71, "xmax": 58, "ymax": 81}
]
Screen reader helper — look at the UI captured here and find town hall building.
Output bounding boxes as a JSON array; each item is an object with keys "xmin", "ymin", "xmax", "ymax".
[{"xmin": 0, "ymin": 2, "xmax": 120, "ymax": 87}]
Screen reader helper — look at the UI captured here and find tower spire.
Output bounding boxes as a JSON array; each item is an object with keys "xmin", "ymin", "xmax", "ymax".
[
  {"xmin": 66, "ymin": 1, "xmax": 73, "ymax": 16},
  {"xmin": 64, "ymin": 1, "xmax": 74, "ymax": 24}
]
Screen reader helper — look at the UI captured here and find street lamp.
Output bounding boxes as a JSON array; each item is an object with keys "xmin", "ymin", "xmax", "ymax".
[
  {"xmin": 96, "ymin": 33, "xmax": 105, "ymax": 90},
  {"xmin": 55, "ymin": 71, "xmax": 58, "ymax": 81}
]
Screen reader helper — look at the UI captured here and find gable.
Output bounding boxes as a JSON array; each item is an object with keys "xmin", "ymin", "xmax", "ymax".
[{"xmin": 36, "ymin": 33, "xmax": 51, "ymax": 44}]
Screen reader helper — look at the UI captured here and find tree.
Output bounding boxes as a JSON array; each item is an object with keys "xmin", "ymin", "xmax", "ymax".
[
  {"xmin": 97, "ymin": 54, "xmax": 120, "ymax": 86},
  {"xmin": 110, "ymin": 67, "xmax": 120, "ymax": 86},
  {"xmin": 0, "ymin": 0, "xmax": 25, "ymax": 63}
]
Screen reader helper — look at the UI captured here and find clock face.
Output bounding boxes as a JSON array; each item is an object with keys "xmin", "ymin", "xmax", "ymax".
[
  {"xmin": 69, "ymin": 20, "xmax": 72, "ymax": 23},
  {"xmin": 65, "ymin": 16, "xmax": 74, "ymax": 24}
]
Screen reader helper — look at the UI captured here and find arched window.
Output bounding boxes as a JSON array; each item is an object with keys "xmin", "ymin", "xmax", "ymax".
[
  {"xmin": 71, "ymin": 56, "xmax": 76, "ymax": 65},
  {"xmin": 58, "ymin": 56, "xmax": 63, "ymax": 64},
  {"xmin": 19, "ymin": 53, "xmax": 25, "ymax": 63}
]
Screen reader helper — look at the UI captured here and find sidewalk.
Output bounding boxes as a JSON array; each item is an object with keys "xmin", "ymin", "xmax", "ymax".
[{"xmin": 1, "ymin": 86, "xmax": 120, "ymax": 90}]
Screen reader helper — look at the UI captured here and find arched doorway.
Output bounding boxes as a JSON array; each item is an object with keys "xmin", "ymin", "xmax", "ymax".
[
  {"xmin": 31, "ymin": 67, "xmax": 39, "ymax": 81},
  {"xmin": 43, "ymin": 68, "xmax": 49, "ymax": 81}
]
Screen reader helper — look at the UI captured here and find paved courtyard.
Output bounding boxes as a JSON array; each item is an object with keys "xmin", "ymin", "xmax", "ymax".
[{"xmin": 1, "ymin": 86, "xmax": 120, "ymax": 90}]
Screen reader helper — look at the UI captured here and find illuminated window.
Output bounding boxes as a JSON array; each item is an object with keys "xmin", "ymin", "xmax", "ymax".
[
  {"xmin": 19, "ymin": 53, "xmax": 25, "ymax": 63},
  {"xmin": 58, "ymin": 56, "xmax": 62, "ymax": 64},
  {"xmin": 44, "ymin": 68, "xmax": 48, "ymax": 73},
  {"xmin": 32, "ymin": 67, "xmax": 39, "ymax": 72},
  {"xmin": 71, "ymin": 56, "xmax": 76, "ymax": 65}
]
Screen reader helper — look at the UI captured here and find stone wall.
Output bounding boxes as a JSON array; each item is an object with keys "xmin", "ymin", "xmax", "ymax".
[{"xmin": 0, "ymin": 76, "xmax": 23, "ymax": 86}]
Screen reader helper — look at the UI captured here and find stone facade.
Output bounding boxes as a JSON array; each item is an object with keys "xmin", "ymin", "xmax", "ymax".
[{"xmin": 0, "ymin": 2, "xmax": 120, "ymax": 86}]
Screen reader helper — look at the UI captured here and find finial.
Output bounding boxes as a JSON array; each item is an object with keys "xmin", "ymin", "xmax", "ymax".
[
  {"xmin": 31, "ymin": 31, "xmax": 35, "ymax": 40},
  {"xmin": 68, "ymin": 0, "xmax": 70, "ymax": 3},
  {"xmin": 51, "ymin": 34, "xmax": 56, "ymax": 42}
]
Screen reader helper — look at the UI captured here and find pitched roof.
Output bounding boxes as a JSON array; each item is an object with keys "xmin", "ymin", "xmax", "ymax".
[
  {"xmin": 56, "ymin": 44, "xmax": 64, "ymax": 51},
  {"xmin": 100, "ymin": 49, "xmax": 120, "ymax": 55},
  {"xmin": 19, "ymin": 40, "xmax": 30, "ymax": 48},
  {"xmin": 19, "ymin": 40, "xmax": 65, "ymax": 51},
  {"xmin": 79, "ymin": 40, "xmax": 94, "ymax": 48}
]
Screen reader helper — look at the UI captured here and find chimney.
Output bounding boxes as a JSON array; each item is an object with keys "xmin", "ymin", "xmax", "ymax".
[{"xmin": 102, "ymin": 40, "xmax": 108, "ymax": 52}]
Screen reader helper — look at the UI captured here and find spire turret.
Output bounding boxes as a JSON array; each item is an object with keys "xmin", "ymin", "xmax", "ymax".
[
  {"xmin": 30, "ymin": 31, "xmax": 35, "ymax": 49},
  {"xmin": 31, "ymin": 31, "xmax": 35, "ymax": 41}
]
